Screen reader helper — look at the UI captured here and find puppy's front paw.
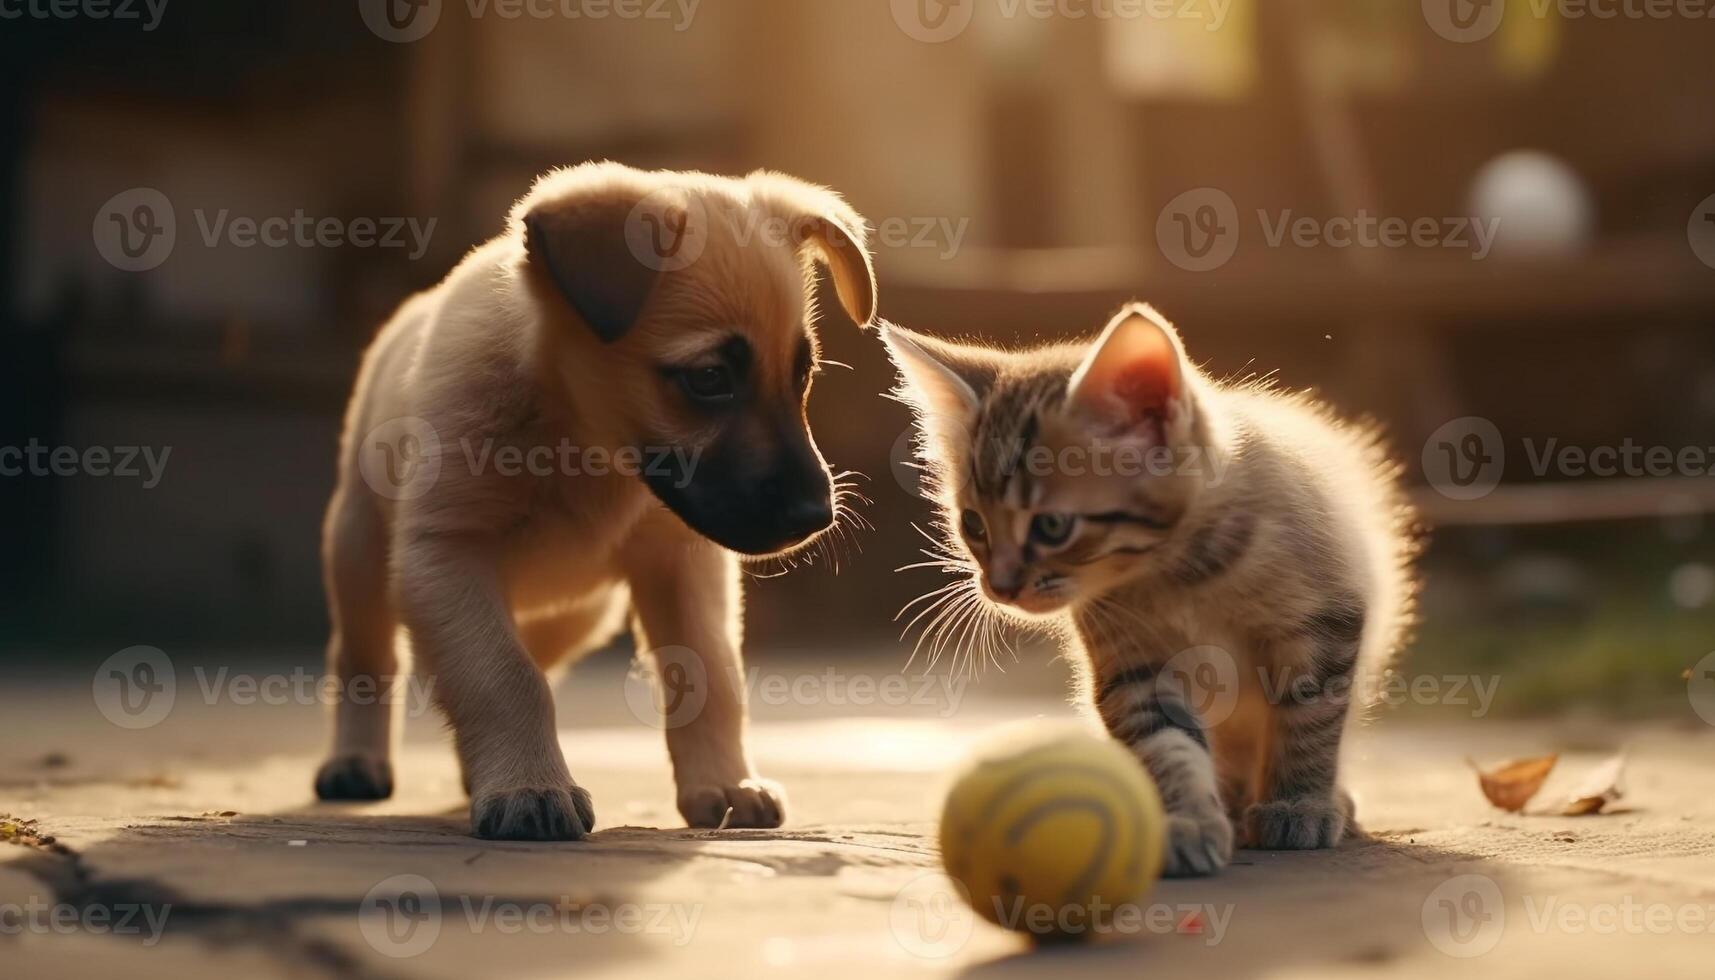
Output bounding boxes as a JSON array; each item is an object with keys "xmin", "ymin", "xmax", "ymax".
[
  {"xmin": 471, "ymin": 785, "xmax": 595, "ymax": 841},
  {"xmin": 678, "ymin": 777, "xmax": 786, "ymax": 829},
  {"xmin": 315, "ymin": 754, "xmax": 393, "ymax": 801},
  {"xmin": 1163, "ymin": 806, "xmax": 1233, "ymax": 877},
  {"xmin": 1244, "ymin": 795, "xmax": 1347, "ymax": 850}
]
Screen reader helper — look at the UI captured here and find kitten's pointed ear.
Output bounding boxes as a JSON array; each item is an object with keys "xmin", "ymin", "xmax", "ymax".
[
  {"xmin": 1066, "ymin": 303, "xmax": 1188, "ymax": 436},
  {"xmin": 880, "ymin": 323, "xmax": 995, "ymax": 425}
]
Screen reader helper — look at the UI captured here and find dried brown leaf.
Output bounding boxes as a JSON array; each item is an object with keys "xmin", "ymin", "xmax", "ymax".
[
  {"xmin": 1470, "ymin": 754, "xmax": 1559, "ymax": 812},
  {"xmin": 1561, "ymin": 754, "xmax": 1625, "ymax": 816}
]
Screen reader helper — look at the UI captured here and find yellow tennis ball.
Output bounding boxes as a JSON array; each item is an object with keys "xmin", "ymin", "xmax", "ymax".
[{"xmin": 938, "ymin": 722, "xmax": 1166, "ymax": 941}]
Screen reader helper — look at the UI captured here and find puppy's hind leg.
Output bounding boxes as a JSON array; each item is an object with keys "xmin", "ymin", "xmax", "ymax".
[{"xmin": 315, "ymin": 487, "xmax": 400, "ymax": 801}]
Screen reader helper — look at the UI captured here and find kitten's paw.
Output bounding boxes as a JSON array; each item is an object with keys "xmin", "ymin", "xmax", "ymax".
[
  {"xmin": 471, "ymin": 784, "xmax": 595, "ymax": 841},
  {"xmin": 315, "ymin": 754, "xmax": 393, "ymax": 801},
  {"xmin": 1162, "ymin": 807, "xmax": 1234, "ymax": 877},
  {"xmin": 678, "ymin": 777, "xmax": 786, "ymax": 829},
  {"xmin": 1244, "ymin": 795, "xmax": 1347, "ymax": 850}
]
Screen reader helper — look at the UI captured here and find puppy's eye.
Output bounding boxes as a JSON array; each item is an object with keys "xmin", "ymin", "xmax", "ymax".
[
  {"xmin": 681, "ymin": 365, "xmax": 736, "ymax": 403},
  {"xmin": 959, "ymin": 508, "xmax": 987, "ymax": 541},
  {"xmin": 1030, "ymin": 512, "xmax": 1076, "ymax": 546}
]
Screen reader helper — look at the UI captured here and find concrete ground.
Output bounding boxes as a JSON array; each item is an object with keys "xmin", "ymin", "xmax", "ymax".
[{"xmin": 3, "ymin": 649, "xmax": 1714, "ymax": 979}]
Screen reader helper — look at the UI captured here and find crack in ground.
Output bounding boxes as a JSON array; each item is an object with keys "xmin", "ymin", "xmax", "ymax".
[{"xmin": 3, "ymin": 815, "xmax": 400, "ymax": 980}]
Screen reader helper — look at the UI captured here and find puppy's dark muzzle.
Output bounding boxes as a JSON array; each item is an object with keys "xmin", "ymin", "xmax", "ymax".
[
  {"xmin": 756, "ymin": 473, "xmax": 835, "ymax": 550},
  {"xmin": 641, "ymin": 444, "xmax": 835, "ymax": 556}
]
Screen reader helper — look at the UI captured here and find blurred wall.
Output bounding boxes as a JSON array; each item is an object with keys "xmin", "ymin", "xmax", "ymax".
[{"xmin": 3, "ymin": 0, "xmax": 1714, "ymax": 652}]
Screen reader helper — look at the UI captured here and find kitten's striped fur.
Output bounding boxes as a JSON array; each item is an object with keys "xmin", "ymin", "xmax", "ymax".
[{"xmin": 883, "ymin": 303, "xmax": 1418, "ymax": 877}]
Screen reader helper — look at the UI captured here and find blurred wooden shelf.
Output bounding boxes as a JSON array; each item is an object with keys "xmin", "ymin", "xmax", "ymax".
[
  {"xmin": 1413, "ymin": 477, "xmax": 1715, "ymax": 528},
  {"xmin": 881, "ymin": 240, "xmax": 1715, "ymax": 331}
]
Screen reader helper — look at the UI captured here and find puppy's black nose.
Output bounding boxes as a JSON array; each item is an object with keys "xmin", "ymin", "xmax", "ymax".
[{"xmin": 778, "ymin": 497, "xmax": 834, "ymax": 541}]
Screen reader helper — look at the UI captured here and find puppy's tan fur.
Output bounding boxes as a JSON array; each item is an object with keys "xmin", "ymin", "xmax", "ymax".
[{"xmin": 316, "ymin": 162, "xmax": 875, "ymax": 840}]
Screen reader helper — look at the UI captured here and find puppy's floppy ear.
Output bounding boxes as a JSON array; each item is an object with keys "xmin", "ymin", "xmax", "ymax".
[
  {"xmin": 797, "ymin": 216, "xmax": 877, "ymax": 327},
  {"xmin": 748, "ymin": 172, "xmax": 878, "ymax": 327},
  {"xmin": 522, "ymin": 178, "xmax": 670, "ymax": 343}
]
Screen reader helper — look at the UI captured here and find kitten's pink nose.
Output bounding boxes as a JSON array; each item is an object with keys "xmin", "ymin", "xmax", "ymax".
[{"xmin": 984, "ymin": 563, "xmax": 1026, "ymax": 601}]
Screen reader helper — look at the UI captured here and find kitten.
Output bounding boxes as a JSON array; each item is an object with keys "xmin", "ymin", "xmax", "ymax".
[{"xmin": 882, "ymin": 303, "xmax": 1417, "ymax": 877}]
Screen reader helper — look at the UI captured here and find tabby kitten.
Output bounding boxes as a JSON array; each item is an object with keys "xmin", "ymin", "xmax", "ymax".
[{"xmin": 882, "ymin": 303, "xmax": 1416, "ymax": 877}]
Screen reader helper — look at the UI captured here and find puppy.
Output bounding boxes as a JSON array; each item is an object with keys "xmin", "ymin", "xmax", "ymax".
[{"xmin": 314, "ymin": 161, "xmax": 876, "ymax": 840}]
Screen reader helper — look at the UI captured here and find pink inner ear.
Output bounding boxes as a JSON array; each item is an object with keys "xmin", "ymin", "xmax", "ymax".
[
  {"xmin": 1112, "ymin": 362, "xmax": 1176, "ymax": 421},
  {"xmin": 1077, "ymin": 317, "xmax": 1181, "ymax": 431}
]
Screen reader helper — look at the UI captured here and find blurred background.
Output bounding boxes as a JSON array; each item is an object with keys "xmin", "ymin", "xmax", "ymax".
[{"xmin": 2, "ymin": 0, "xmax": 1713, "ymax": 719}]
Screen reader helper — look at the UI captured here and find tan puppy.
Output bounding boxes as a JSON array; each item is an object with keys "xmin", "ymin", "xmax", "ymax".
[{"xmin": 314, "ymin": 161, "xmax": 876, "ymax": 840}]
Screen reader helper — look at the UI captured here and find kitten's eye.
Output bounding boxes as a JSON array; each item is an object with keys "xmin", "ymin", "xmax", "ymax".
[
  {"xmin": 1030, "ymin": 512, "xmax": 1076, "ymax": 546},
  {"xmin": 681, "ymin": 365, "xmax": 736, "ymax": 403},
  {"xmin": 960, "ymin": 508, "xmax": 987, "ymax": 541}
]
